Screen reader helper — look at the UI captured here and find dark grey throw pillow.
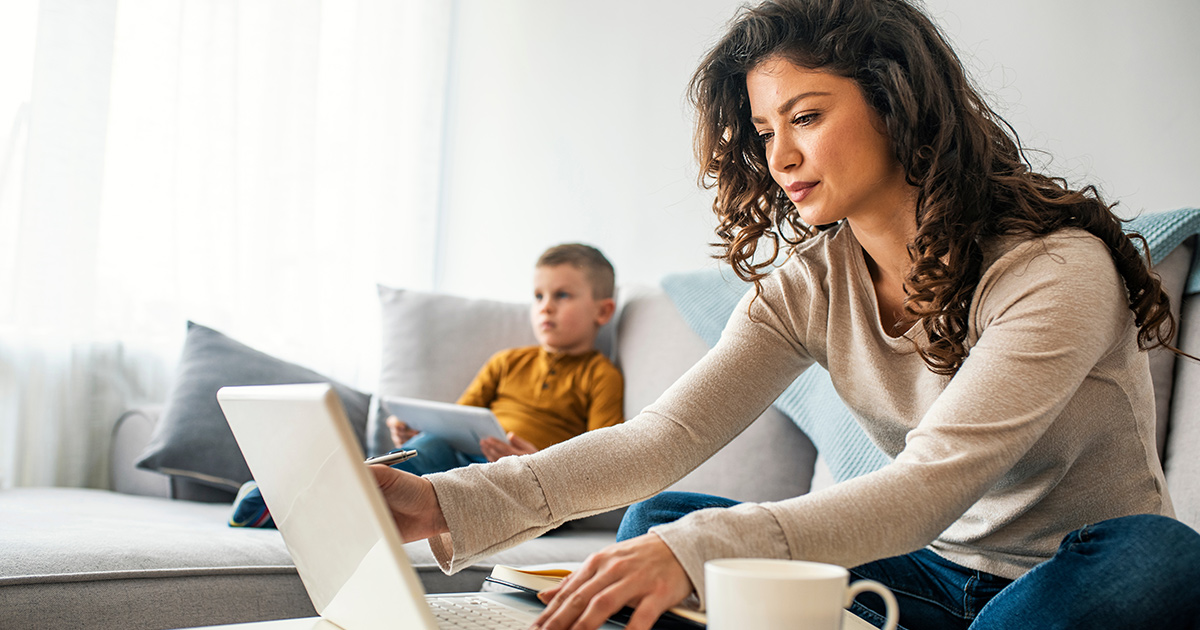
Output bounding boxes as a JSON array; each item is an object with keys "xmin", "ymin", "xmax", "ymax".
[{"xmin": 135, "ymin": 321, "xmax": 372, "ymax": 491}]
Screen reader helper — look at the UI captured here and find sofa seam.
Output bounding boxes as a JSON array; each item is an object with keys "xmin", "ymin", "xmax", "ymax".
[{"xmin": 0, "ymin": 565, "xmax": 300, "ymax": 586}]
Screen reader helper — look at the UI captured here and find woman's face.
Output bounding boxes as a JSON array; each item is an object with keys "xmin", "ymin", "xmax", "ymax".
[{"xmin": 747, "ymin": 57, "xmax": 912, "ymax": 229}]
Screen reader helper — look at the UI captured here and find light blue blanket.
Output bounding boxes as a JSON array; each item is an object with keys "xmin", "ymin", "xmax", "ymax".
[{"xmin": 662, "ymin": 207, "xmax": 1200, "ymax": 484}]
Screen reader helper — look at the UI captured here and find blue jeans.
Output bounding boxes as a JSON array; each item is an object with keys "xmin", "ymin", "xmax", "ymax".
[
  {"xmin": 389, "ymin": 433, "xmax": 487, "ymax": 476},
  {"xmin": 618, "ymin": 491, "xmax": 1200, "ymax": 629}
]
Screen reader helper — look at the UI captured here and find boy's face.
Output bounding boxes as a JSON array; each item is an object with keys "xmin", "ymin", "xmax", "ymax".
[{"xmin": 531, "ymin": 264, "xmax": 615, "ymax": 355}]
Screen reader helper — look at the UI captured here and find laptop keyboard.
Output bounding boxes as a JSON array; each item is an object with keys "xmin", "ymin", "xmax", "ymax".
[{"xmin": 428, "ymin": 596, "xmax": 532, "ymax": 630}]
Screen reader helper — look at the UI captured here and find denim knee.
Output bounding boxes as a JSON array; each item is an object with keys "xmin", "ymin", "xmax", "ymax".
[
  {"xmin": 973, "ymin": 514, "xmax": 1200, "ymax": 629},
  {"xmin": 617, "ymin": 491, "xmax": 740, "ymax": 541},
  {"xmin": 1073, "ymin": 513, "xmax": 1200, "ymax": 574}
]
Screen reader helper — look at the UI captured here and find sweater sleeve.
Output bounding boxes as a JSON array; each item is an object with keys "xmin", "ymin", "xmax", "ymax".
[
  {"xmin": 585, "ymin": 358, "xmax": 625, "ymax": 431},
  {"xmin": 425, "ymin": 286, "xmax": 816, "ymax": 574},
  {"xmin": 651, "ymin": 233, "xmax": 1135, "ymax": 604}
]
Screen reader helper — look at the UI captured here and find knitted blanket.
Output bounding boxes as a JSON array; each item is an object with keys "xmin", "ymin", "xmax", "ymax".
[
  {"xmin": 662, "ymin": 207, "xmax": 1200, "ymax": 484},
  {"xmin": 1125, "ymin": 208, "xmax": 1200, "ymax": 294}
]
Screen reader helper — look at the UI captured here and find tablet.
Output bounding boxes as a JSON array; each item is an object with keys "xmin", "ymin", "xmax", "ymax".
[{"xmin": 381, "ymin": 396, "xmax": 507, "ymax": 455}]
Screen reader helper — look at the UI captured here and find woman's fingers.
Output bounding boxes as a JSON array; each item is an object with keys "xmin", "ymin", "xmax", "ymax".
[
  {"xmin": 623, "ymin": 590, "xmax": 684, "ymax": 630},
  {"xmin": 532, "ymin": 534, "xmax": 692, "ymax": 630},
  {"xmin": 534, "ymin": 559, "xmax": 599, "ymax": 627},
  {"xmin": 368, "ymin": 464, "xmax": 448, "ymax": 541},
  {"xmin": 570, "ymin": 577, "xmax": 678, "ymax": 630}
]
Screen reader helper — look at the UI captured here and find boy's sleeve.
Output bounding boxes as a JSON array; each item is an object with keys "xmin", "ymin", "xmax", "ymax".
[
  {"xmin": 585, "ymin": 359, "xmax": 625, "ymax": 430},
  {"xmin": 455, "ymin": 351, "xmax": 504, "ymax": 408}
]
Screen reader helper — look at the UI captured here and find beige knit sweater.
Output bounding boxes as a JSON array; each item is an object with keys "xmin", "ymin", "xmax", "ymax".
[{"xmin": 425, "ymin": 224, "xmax": 1173, "ymax": 602}]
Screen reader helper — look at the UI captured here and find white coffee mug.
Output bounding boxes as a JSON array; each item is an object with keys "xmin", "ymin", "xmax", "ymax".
[{"xmin": 705, "ymin": 558, "xmax": 899, "ymax": 630}]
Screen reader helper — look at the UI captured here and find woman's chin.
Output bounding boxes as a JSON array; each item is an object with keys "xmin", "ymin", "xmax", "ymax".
[{"xmin": 796, "ymin": 206, "xmax": 839, "ymax": 228}]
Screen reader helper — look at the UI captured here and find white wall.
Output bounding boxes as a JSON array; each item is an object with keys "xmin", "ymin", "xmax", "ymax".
[
  {"xmin": 926, "ymin": 0, "xmax": 1200, "ymax": 217},
  {"xmin": 434, "ymin": 0, "xmax": 1200, "ymax": 302},
  {"xmin": 436, "ymin": 0, "xmax": 741, "ymax": 301}
]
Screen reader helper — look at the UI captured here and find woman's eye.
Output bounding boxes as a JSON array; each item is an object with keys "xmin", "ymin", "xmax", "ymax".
[
  {"xmin": 794, "ymin": 112, "xmax": 819, "ymax": 126},
  {"xmin": 757, "ymin": 131, "xmax": 774, "ymax": 144}
]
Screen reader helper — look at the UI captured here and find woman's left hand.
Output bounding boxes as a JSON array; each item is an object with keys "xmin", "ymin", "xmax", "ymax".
[{"xmin": 531, "ymin": 533, "xmax": 693, "ymax": 630}]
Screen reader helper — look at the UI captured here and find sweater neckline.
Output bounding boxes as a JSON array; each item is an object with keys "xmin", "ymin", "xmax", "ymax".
[{"xmin": 843, "ymin": 226, "xmax": 923, "ymax": 347}]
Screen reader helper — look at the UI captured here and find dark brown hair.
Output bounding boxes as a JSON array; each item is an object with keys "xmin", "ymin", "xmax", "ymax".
[
  {"xmin": 537, "ymin": 243, "xmax": 616, "ymax": 300},
  {"xmin": 690, "ymin": 0, "xmax": 1176, "ymax": 374}
]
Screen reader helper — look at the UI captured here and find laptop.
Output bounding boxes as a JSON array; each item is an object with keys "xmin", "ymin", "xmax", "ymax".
[{"xmin": 217, "ymin": 382, "xmax": 623, "ymax": 630}]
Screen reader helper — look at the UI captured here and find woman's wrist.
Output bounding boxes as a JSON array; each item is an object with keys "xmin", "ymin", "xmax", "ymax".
[{"xmin": 421, "ymin": 476, "xmax": 450, "ymax": 536}]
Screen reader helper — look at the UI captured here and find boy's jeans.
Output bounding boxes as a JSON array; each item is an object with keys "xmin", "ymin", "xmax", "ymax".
[
  {"xmin": 389, "ymin": 433, "xmax": 487, "ymax": 476},
  {"xmin": 617, "ymin": 491, "xmax": 1200, "ymax": 629}
]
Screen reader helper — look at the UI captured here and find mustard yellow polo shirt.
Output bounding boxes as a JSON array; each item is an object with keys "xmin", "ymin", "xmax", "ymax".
[{"xmin": 456, "ymin": 346, "xmax": 624, "ymax": 451}]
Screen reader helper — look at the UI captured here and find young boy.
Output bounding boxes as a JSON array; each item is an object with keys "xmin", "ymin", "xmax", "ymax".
[
  {"xmin": 386, "ymin": 242, "xmax": 624, "ymax": 474},
  {"xmin": 229, "ymin": 243, "xmax": 623, "ymax": 527}
]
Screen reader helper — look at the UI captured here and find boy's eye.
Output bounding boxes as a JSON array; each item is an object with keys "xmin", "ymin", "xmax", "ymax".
[{"xmin": 555, "ymin": 291, "xmax": 570, "ymax": 299}]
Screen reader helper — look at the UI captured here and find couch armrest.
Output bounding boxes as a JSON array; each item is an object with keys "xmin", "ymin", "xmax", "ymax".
[{"xmin": 109, "ymin": 406, "xmax": 170, "ymax": 498}]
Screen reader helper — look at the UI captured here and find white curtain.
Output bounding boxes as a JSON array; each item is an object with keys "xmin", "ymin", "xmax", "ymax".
[{"xmin": 0, "ymin": 0, "xmax": 452, "ymax": 489}]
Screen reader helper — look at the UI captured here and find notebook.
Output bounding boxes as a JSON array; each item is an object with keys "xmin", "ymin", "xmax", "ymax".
[{"xmin": 217, "ymin": 382, "xmax": 624, "ymax": 630}]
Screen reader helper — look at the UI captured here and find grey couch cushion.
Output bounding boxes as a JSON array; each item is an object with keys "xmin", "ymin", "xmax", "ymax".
[
  {"xmin": 371, "ymin": 284, "xmax": 628, "ymax": 529},
  {"xmin": 135, "ymin": 322, "xmax": 372, "ymax": 496},
  {"xmin": 1149, "ymin": 239, "xmax": 1194, "ymax": 460},
  {"xmin": 1166, "ymin": 257, "xmax": 1200, "ymax": 532},
  {"xmin": 371, "ymin": 284, "xmax": 621, "ymax": 456},
  {"xmin": 372, "ymin": 286, "xmax": 539, "ymax": 455},
  {"xmin": 617, "ymin": 286, "xmax": 817, "ymax": 502}
]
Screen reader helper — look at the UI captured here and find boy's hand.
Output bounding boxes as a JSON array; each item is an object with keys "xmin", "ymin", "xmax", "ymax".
[
  {"xmin": 387, "ymin": 415, "xmax": 419, "ymax": 446},
  {"xmin": 367, "ymin": 465, "xmax": 448, "ymax": 542},
  {"xmin": 479, "ymin": 432, "xmax": 539, "ymax": 462}
]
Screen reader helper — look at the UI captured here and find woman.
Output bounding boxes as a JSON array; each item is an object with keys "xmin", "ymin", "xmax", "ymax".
[{"xmin": 373, "ymin": 1, "xmax": 1200, "ymax": 628}]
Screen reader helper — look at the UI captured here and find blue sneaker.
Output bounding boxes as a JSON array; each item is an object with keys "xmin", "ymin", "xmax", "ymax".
[{"xmin": 228, "ymin": 480, "xmax": 275, "ymax": 528}]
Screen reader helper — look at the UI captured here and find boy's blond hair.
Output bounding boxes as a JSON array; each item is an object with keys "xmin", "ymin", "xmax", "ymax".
[{"xmin": 537, "ymin": 244, "xmax": 615, "ymax": 300}]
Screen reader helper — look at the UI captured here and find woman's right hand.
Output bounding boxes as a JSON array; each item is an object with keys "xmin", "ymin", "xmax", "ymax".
[
  {"xmin": 387, "ymin": 415, "xmax": 419, "ymax": 446},
  {"xmin": 368, "ymin": 465, "xmax": 448, "ymax": 542},
  {"xmin": 532, "ymin": 532, "xmax": 693, "ymax": 630}
]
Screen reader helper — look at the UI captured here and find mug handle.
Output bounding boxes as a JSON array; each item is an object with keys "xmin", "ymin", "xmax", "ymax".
[{"xmin": 845, "ymin": 579, "xmax": 899, "ymax": 630}]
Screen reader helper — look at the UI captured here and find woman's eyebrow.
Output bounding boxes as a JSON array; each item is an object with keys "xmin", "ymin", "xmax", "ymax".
[{"xmin": 750, "ymin": 91, "xmax": 832, "ymax": 124}]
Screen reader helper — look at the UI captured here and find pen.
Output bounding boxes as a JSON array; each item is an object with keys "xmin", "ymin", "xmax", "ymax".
[{"xmin": 364, "ymin": 449, "xmax": 418, "ymax": 466}]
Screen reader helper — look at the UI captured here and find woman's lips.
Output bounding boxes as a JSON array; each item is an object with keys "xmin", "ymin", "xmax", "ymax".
[{"xmin": 785, "ymin": 181, "xmax": 818, "ymax": 203}]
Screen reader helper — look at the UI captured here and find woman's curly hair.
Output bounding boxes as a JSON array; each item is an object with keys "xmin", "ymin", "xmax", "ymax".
[{"xmin": 690, "ymin": 0, "xmax": 1177, "ymax": 374}]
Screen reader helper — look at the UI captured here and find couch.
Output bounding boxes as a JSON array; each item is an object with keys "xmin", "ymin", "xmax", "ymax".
[{"xmin": 3, "ymin": 234, "xmax": 1199, "ymax": 630}]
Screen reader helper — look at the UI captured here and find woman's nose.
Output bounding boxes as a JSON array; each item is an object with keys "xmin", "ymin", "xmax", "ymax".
[{"xmin": 767, "ymin": 134, "xmax": 801, "ymax": 173}]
